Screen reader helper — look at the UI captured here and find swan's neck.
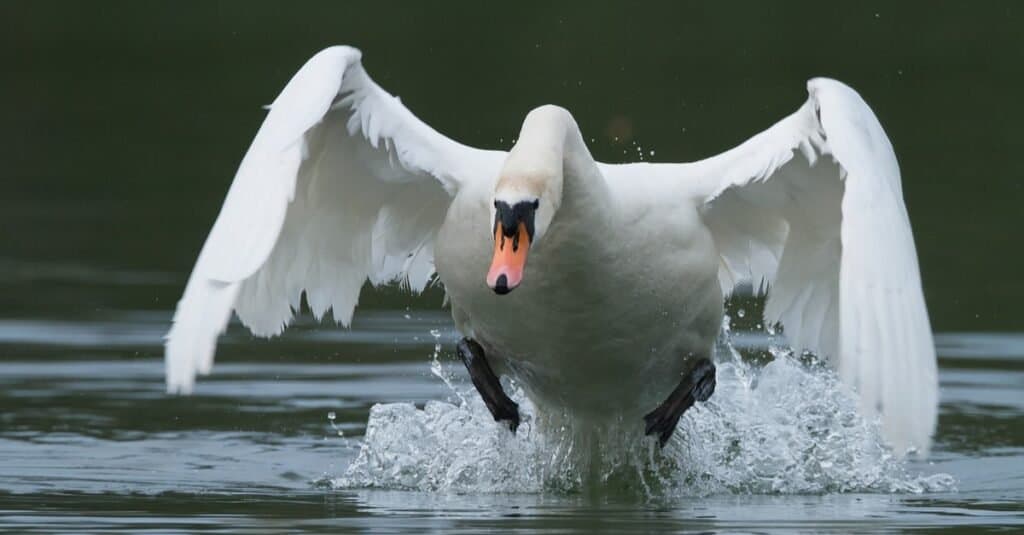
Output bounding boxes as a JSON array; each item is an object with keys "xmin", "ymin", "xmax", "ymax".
[{"xmin": 502, "ymin": 105, "xmax": 609, "ymax": 220}]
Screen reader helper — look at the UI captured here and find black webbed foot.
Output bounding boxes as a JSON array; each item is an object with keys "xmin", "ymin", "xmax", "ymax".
[
  {"xmin": 457, "ymin": 337, "xmax": 520, "ymax": 433},
  {"xmin": 643, "ymin": 358, "xmax": 716, "ymax": 448}
]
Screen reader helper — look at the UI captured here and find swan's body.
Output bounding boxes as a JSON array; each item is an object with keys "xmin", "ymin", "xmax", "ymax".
[
  {"xmin": 436, "ymin": 129, "xmax": 723, "ymax": 415},
  {"xmin": 166, "ymin": 46, "xmax": 937, "ymax": 455}
]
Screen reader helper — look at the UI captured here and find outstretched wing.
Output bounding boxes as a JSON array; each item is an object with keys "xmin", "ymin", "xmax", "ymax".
[
  {"xmin": 684, "ymin": 78, "xmax": 937, "ymax": 455},
  {"xmin": 166, "ymin": 46, "xmax": 504, "ymax": 394}
]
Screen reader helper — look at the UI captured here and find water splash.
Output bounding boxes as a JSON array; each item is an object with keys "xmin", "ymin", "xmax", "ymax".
[{"xmin": 332, "ymin": 327, "xmax": 955, "ymax": 496}]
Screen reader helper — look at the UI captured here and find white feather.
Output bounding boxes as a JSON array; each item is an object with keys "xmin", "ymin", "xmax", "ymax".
[
  {"xmin": 690, "ymin": 78, "xmax": 937, "ymax": 455},
  {"xmin": 164, "ymin": 46, "xmax": 504, "ymax": 394}
]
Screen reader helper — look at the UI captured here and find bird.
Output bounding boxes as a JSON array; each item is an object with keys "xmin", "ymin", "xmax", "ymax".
[{"xmin": 164, "ymin": 46, "xmax": 937, "ymax": 456}]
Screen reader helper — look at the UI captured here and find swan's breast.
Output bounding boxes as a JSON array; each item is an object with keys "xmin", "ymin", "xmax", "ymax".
[{"xmin": 435, "ymin": 184, "xmax": 723, "ymax": 415}]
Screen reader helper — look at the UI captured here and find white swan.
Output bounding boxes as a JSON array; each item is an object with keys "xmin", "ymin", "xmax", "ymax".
[{"xmin": 165, "ymin": 46, "xmax": 937, "ymax": 455}]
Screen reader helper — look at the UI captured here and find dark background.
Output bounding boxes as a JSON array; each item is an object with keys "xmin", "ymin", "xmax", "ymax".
[{"xmin": 1, "ymin": 1, "xmax": 1021, "ymax": 332}]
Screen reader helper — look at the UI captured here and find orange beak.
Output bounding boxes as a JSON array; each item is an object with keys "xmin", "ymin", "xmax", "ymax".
[{"xmin": 486, "ymin": 222, "xmax": 530, "ymax": 294}]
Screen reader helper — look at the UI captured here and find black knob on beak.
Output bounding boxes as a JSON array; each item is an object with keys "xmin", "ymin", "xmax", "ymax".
[{"xmin": 492, "ymin": 274, "xmax": 512, "ymax": 295}]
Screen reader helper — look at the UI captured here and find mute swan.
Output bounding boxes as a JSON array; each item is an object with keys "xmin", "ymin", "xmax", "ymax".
[{"xmin": 165, "ymin": 46, "xmax": 937, "ymax": 455}]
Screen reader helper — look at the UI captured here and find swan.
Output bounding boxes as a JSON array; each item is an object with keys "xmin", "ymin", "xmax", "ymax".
[{"xmin": 165, "ymin": 46, "xmax": 937, "ymax": 456}]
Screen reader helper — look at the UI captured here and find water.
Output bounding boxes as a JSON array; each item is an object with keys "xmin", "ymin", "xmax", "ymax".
[
  {"xmin": 0, "ymin": 311, "xmax": 1021, "ymax": 531},
  {"xmin": 3, "ymin": 1, "xmax": 1024, "ymax": 532}
]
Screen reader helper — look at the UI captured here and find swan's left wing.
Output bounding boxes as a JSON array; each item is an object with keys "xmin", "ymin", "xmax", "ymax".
[
  {"xmin": 166, "ymin": 46, "xmax": 504, "ymax": 394},
  {"xmin": 681, "ymin": 78, "xmax": 937, "ymax": 455}
]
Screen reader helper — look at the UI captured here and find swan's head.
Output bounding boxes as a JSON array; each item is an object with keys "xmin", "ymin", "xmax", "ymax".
[
  {"xmin": 487, "ymin": 166, "xmax": 561, "ymax": 295},
  {"xmin": 487, "ymin": 105, "xmax": 571, "ymax": 294}
]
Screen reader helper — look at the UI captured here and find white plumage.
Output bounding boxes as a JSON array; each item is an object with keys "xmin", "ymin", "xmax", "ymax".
[{"xmin": 166, "ymin": 46, "xmax": 937, "ymax": 456}]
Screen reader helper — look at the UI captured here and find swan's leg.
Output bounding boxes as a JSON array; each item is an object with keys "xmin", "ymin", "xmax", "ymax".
[
  {"xmin": 456, "ymin": 337, "xmax": 520, "ymax": 433},
  {"xmin": 643, "ymin": 358, "xmax": 716, "ymax": 448}
]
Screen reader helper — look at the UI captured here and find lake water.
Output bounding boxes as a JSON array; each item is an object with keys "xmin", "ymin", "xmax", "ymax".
[
  {"xmin": 2, "ymin": 2, "xmax": 1023, "ymax": 532},
  {"xmin": 0, "ymin": 308, "xmax": 1021, "ymax": 532}
]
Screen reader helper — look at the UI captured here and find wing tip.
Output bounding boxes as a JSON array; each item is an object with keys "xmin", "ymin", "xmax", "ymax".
[
  {"xmin": 806, "ymin": 77, "xmax": 852, "ymax": 96},
  {"xmin": 164, "ymin": 335, "xmax": 197, "ymax": 396},
  {"xmin": 312, "ymin": 45, "xmax": 363, "ymax": 67},
  {"xmin": 805, "ymin": 77, "xmax": 873, "ymax": 118},
  {"xmin": 846, "ymin": 340, "xmax": 939, "ymax": 458},
  {"xmin": 165, "ymin": 379, "xmax": 194, "ymax": 396}
]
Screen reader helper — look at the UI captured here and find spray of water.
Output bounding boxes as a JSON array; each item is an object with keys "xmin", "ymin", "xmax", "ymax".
[{"xmin": 332, "ymin": 321, "xmax": 955, "ymax": 496}]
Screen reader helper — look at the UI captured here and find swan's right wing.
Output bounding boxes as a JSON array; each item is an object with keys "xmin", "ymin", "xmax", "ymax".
[
  {"xmin": 678, "ymin": 79, "xmax": 937, "ymax": 455},
  {"xmin": 166, "ymin": 46, "xmax": 504, "ymax": 394}
]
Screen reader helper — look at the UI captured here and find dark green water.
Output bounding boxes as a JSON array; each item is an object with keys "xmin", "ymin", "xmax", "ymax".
[{"xmin": 1, "ymin": 2, "xmax": 1022, "ymax": 532}]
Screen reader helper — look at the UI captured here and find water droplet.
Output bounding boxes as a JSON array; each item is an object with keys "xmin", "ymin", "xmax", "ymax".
[
  {"xmin": 327, "ymin": 411, "xmax": 336, "ymax": 421},
  {"xmin": 737, "ymin": 308, "xmax": 746, "ymax": 318},
  {"xmin": 403, "ymin": 313, "xmax": 411, "ymax": 320},
  {"xmin": 649, "ymin": 150, "xmax": 655, "ymax": 156}
]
